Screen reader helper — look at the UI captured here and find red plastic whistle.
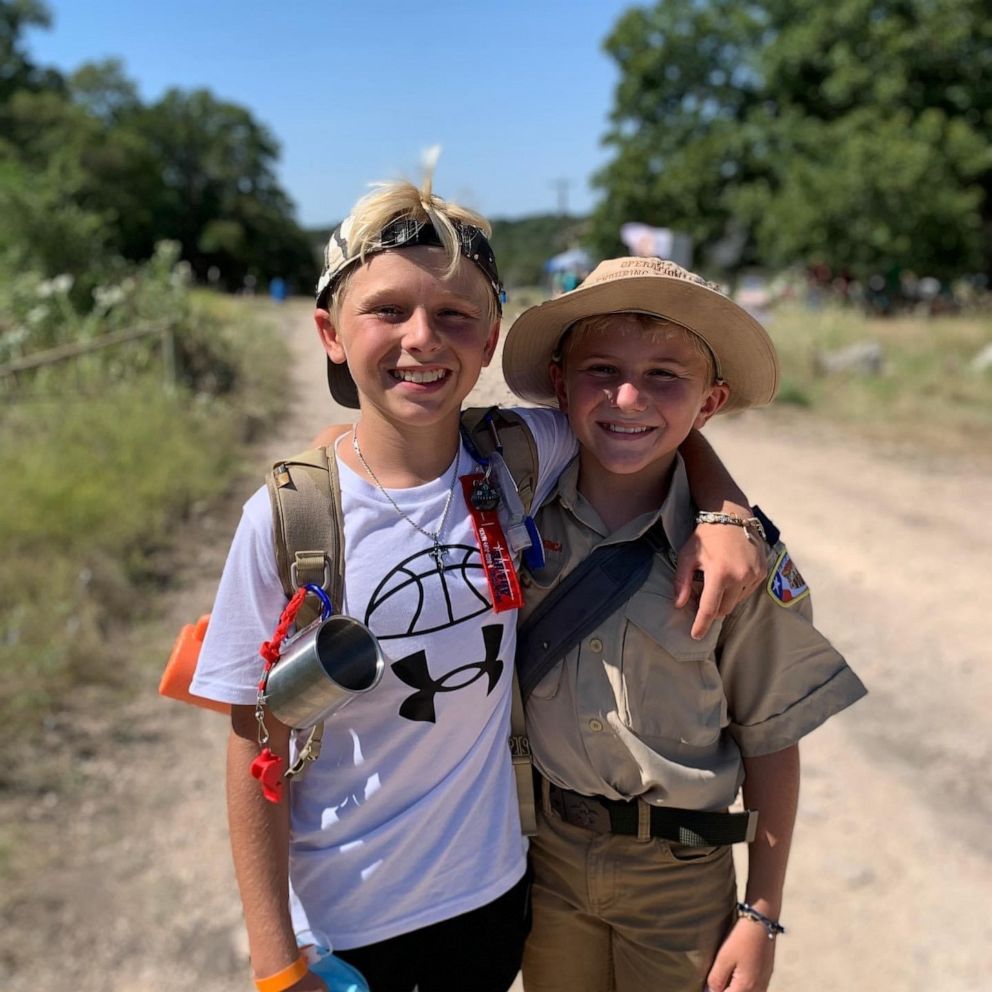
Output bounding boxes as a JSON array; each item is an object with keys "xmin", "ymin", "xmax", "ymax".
[{"xmin": 250, "ymin": 748, "xmax": 285, "ymax": 803}]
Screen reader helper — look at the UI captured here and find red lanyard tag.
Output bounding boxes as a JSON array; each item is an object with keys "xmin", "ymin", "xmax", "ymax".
[{"xmin": 461, "ymin": 474, "xmax": 524, "ymax": 613}]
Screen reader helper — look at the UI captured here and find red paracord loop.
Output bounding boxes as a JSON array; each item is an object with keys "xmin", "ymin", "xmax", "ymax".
[
  {"xmin": 250, "ymin": 586, "xmax": 309, "ymax": 803},
  {"xmin": 259, "ymin": 586, "xmax": 308, "ymax": 670}
]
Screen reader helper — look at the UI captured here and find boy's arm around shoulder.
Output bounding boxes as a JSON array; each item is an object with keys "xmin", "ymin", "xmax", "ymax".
[
  {"xmin": 717, "ymin": 542, "xmax": 867, "ymax": 757},
  {"xmin": 676, "ymin": 429, "xmax": 767, "ymax": 639}
]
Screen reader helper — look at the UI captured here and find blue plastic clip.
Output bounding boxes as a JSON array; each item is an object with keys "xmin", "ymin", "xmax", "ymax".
[
  {"xmin": 522, "ymin": 516, "xmax": 545, "ymax": 571},
  {"xmin": 303, "ymin": 583, "xmax": 334, "ymax": 619}
]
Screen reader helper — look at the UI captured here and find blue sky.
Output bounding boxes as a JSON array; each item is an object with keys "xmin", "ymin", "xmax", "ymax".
[{"xmin": 25, "ymin": 1, "xmax": 639, "ymax": 228}]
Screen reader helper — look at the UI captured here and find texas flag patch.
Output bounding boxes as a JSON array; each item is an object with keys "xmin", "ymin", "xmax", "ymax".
[{"xmin": 767, "ymin": 549, "xmax": 810, "ymax": 607}]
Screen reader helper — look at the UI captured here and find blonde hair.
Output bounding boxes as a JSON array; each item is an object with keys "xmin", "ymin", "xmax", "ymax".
[
  {"xmin": 330, "ymin": 174, "xmax": 499, "ymax": 323},
  {"xmin": 555, "ymin": 313, "xmax": 717, "ymax": 383}
]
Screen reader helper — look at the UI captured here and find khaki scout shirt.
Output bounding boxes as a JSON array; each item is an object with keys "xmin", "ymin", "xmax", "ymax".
[{"xmin": 522, "ymin": 456, "xmax": 867, "ymax": 811}]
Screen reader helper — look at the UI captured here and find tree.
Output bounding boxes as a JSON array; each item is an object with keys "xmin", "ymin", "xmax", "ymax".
[
  {"xmin": 1, "ymin": 60, "xmax": 152, "ymax": 290},
  {"xmin": 592, "ymin": 0, "xmax": 992, "ymax": 283},
  {"xmin": 131, "ymin": 88, "xmax": 314, "ymax": 289},
  {"xmin": 0, "ymin": 4, "xmax": 111, "ymax": 300},
  {"xmin": 69, "ymin": 58, "xmax": 141, "ymax": 124},
  {"xmin": 0, "ymin": 0, "xmax": 61, "ymax": 108},
  {"xmin": 0, "ymin": 2, "xmax": 317, "ymax": 297},
  {"xmin": 0, "ymin": 156, "xmax": 111, "ymax": 286}
]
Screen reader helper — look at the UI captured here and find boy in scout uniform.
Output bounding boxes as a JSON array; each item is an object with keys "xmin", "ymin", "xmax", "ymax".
[{"xmin": 502, "ymin": 257, "xmax": 867, "ymax": 992}]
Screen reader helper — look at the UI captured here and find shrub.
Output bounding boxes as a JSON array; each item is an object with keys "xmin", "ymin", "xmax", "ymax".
[{"xmin": 0, "ymin": 246, "xmax": 290, "ymax": 747}]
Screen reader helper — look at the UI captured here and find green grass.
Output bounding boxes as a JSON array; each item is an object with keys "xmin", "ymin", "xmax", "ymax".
[
  {"xmin": 0, "ymin": 384, "xmax": 237, "ymax": 556},
  {"xmin": 764, "ymin": 302, "xmax": 992, "ymax": 456},
  {"xmin": 0, "ymin": 295, "xmax": 289, "ymax": 756}
]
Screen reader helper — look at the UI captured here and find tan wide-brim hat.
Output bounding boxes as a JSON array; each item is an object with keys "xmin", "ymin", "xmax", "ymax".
[{"xmin": 503, "ymin": 257, "xmax": 779, "ymax": 413}]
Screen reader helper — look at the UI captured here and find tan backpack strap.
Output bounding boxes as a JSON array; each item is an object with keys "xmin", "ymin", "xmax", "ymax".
[
  {"xmin": 462, "ymin": 406, "xmax": 539, "ymax": 515},
  {"xmin": 462, "ymin": 408, "xmax": 540, "ymax": 835},
  {"xmin": 265, "ymin": 446, "xmax": 345, "ymax": 780},
  {"xmin": 267, "ymin": 445, "xmax": 346, "ymax": 630},
  {"xmin": 509, "ymin": 667, "xmax": 537, "ymax": 836}
]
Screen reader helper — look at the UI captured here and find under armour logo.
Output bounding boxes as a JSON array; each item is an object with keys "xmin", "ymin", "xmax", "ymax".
[{"xmin": 392, "ymin": 624, "xmax": 504, "ymax": 723}]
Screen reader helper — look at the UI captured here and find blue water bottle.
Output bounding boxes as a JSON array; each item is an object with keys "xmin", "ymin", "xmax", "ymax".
[{"xmin": 306, "ymin": 945, "xmax": 370, "ymax": 992}]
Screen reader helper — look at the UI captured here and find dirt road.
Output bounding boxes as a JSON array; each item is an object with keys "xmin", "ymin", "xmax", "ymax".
[{"xmin": 4, "ymin": 300, "xmax": 989, "ymax": 991}]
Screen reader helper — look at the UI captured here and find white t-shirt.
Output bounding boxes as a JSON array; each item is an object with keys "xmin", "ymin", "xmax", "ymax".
[{"xmin": 191, "ymin": 407, "xmax": 575, "ymax": 949}]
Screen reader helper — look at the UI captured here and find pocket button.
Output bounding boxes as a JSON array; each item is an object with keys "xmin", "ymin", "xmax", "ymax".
[
  {"xmin": 588, "ymin": 718, "xmax": 604, "ymax": 732},
  {"xmin": 589, "ymin": 637, "xmax": 603, "ymax": 653}
]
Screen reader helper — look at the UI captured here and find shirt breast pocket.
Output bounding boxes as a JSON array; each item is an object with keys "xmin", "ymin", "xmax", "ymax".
[
  {"xmin": 620, "ymin": 592, "xmax": 725, "ymax": 748},
  {"xmin": 520, "ymin": 536, "xmax": 572, "ymax": 701}
]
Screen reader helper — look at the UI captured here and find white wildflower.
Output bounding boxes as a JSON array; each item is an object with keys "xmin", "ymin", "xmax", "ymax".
[{"xmin": 93, "ymin": 284, "xmax": 126, "ymax": 309}]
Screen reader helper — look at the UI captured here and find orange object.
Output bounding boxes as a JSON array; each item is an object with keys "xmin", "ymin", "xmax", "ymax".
[
  {"xmin": 158, "ymin": 614, "xmax": 230, "ymax": 715},
  {"xmin": 253, "ymin": 955, "xmax": 309, "ymax": 992}
]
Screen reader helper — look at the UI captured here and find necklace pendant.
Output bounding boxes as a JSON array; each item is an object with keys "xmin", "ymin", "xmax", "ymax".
[
  {"xmin": 429, "ymin": 540, "xmax": 448, "ymax": 571},
  {"xmin": 353, "ymin": 426, "xmax": 459, "ymax": 570}
]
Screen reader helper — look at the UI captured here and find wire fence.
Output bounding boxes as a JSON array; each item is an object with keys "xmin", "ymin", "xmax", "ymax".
[{"xmin": 0, "ymin": 322, "xmax": 175, "ymax": 402}]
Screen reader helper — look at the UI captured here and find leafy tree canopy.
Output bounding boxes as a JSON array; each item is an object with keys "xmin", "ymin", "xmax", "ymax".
[
  {"xmin": 592, "ymin": 0, "xmax": 992, "ymax": 283},
  {"xmin": 0, "ymin": 1, "xmax": 316, "ymax": 304},
  {"xmin": 0, "ymin": 0, "xmax": 60, "ymax": 103}
]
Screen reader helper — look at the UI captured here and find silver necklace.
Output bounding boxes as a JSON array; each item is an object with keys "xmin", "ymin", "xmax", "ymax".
[{"xmin": 352, "ymin": 426, "xmax": 460, "ymax": 571}]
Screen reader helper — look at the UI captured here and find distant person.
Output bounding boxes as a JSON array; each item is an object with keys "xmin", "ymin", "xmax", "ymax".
[
  {"xmin": 269, "ymin": 275, "xmax": 288, "ymax": 302},
  {"xmin": 191, "ymin": 175, "xmax": 764, "ymax": 992},
  {"xmin": 501, "ymin": 257, "xmax": 867, "ymax": 992}
]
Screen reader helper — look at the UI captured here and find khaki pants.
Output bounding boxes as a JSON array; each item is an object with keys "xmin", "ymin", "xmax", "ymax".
[{"xmin": 522, "ymin": 806, "xmax": 737, "ymax": 992}]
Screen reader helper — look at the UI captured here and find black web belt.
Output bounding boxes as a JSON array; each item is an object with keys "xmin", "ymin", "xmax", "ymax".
[{"xmin": 540, "ymin": 772, "xmax": 758, "ymax": 847}]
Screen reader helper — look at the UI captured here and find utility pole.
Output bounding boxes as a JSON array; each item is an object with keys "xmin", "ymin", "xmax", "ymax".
[{"xmin": 552, "ymin": 178, "xmax": 571, "ymax": 217}]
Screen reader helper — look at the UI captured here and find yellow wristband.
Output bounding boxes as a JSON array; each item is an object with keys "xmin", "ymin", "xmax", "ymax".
[{"xmin": 254, "ymin": 954, "xmax": 308, "ymax": 992}]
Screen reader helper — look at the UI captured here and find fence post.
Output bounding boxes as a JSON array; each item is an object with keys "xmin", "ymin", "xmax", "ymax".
[{"xmin": 162, "ymin": 326, "xmax": 176, "ymax": 391}]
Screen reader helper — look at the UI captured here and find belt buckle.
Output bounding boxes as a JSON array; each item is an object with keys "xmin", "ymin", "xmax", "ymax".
[
  {"xmin": 560, "ymin": 791, "xmax": 613, "ymax": 833},
  {"xmin": 744, "ymin": 808, "xmax": 759, "ymax": 844}
]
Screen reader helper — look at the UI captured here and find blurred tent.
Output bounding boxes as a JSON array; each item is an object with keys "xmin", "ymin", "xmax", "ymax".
[
  {"xmin": 620, "ymin": 223, "xmax": 693, "ymax": 268},
  {"xmin": 545, "ymin": 247, "xmax": 593, "ymax": 273}
]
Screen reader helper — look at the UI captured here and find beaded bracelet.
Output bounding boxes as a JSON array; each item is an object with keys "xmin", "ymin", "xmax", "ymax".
[
  {"xmin": 736, "ymin": 901, "xmax": 786, "ymax": 939},
  {"xmin": 695, "ymin": 511, "xmax": 767, "ymax": 545},
  {"xmin": 254, "ymin": 954, "xmax": 309, "ymax": 992}
]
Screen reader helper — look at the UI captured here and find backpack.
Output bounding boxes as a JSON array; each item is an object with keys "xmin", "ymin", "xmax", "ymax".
[{"xmin": 161, "ymin": 406, "xmax": 540, "ymax": 833}]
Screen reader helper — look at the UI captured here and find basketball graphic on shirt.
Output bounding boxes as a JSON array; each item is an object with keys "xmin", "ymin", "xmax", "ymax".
[{"xmin": 365, "ymin": 544, "xmax": 490, "ymax": 639}]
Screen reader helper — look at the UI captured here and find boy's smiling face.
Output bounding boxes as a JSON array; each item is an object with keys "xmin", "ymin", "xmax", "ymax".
[
  {"xmin": 551, "ymin": 317, "xmax": 729, "ymax": 485},
  {"xmin": 315, "ymin": 246, "xmax": 499, "ymax": 429}
]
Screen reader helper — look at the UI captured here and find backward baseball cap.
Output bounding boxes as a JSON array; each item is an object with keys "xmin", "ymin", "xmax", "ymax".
[{"xmin": 315, "ymin": 213, "xmax": 504, "ymax": 409}]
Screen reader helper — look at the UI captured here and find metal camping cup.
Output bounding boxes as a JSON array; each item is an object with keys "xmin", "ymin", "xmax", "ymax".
[{"xmin": 262, "ymin": 615, "xmax": 384, "ymax": 729}]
